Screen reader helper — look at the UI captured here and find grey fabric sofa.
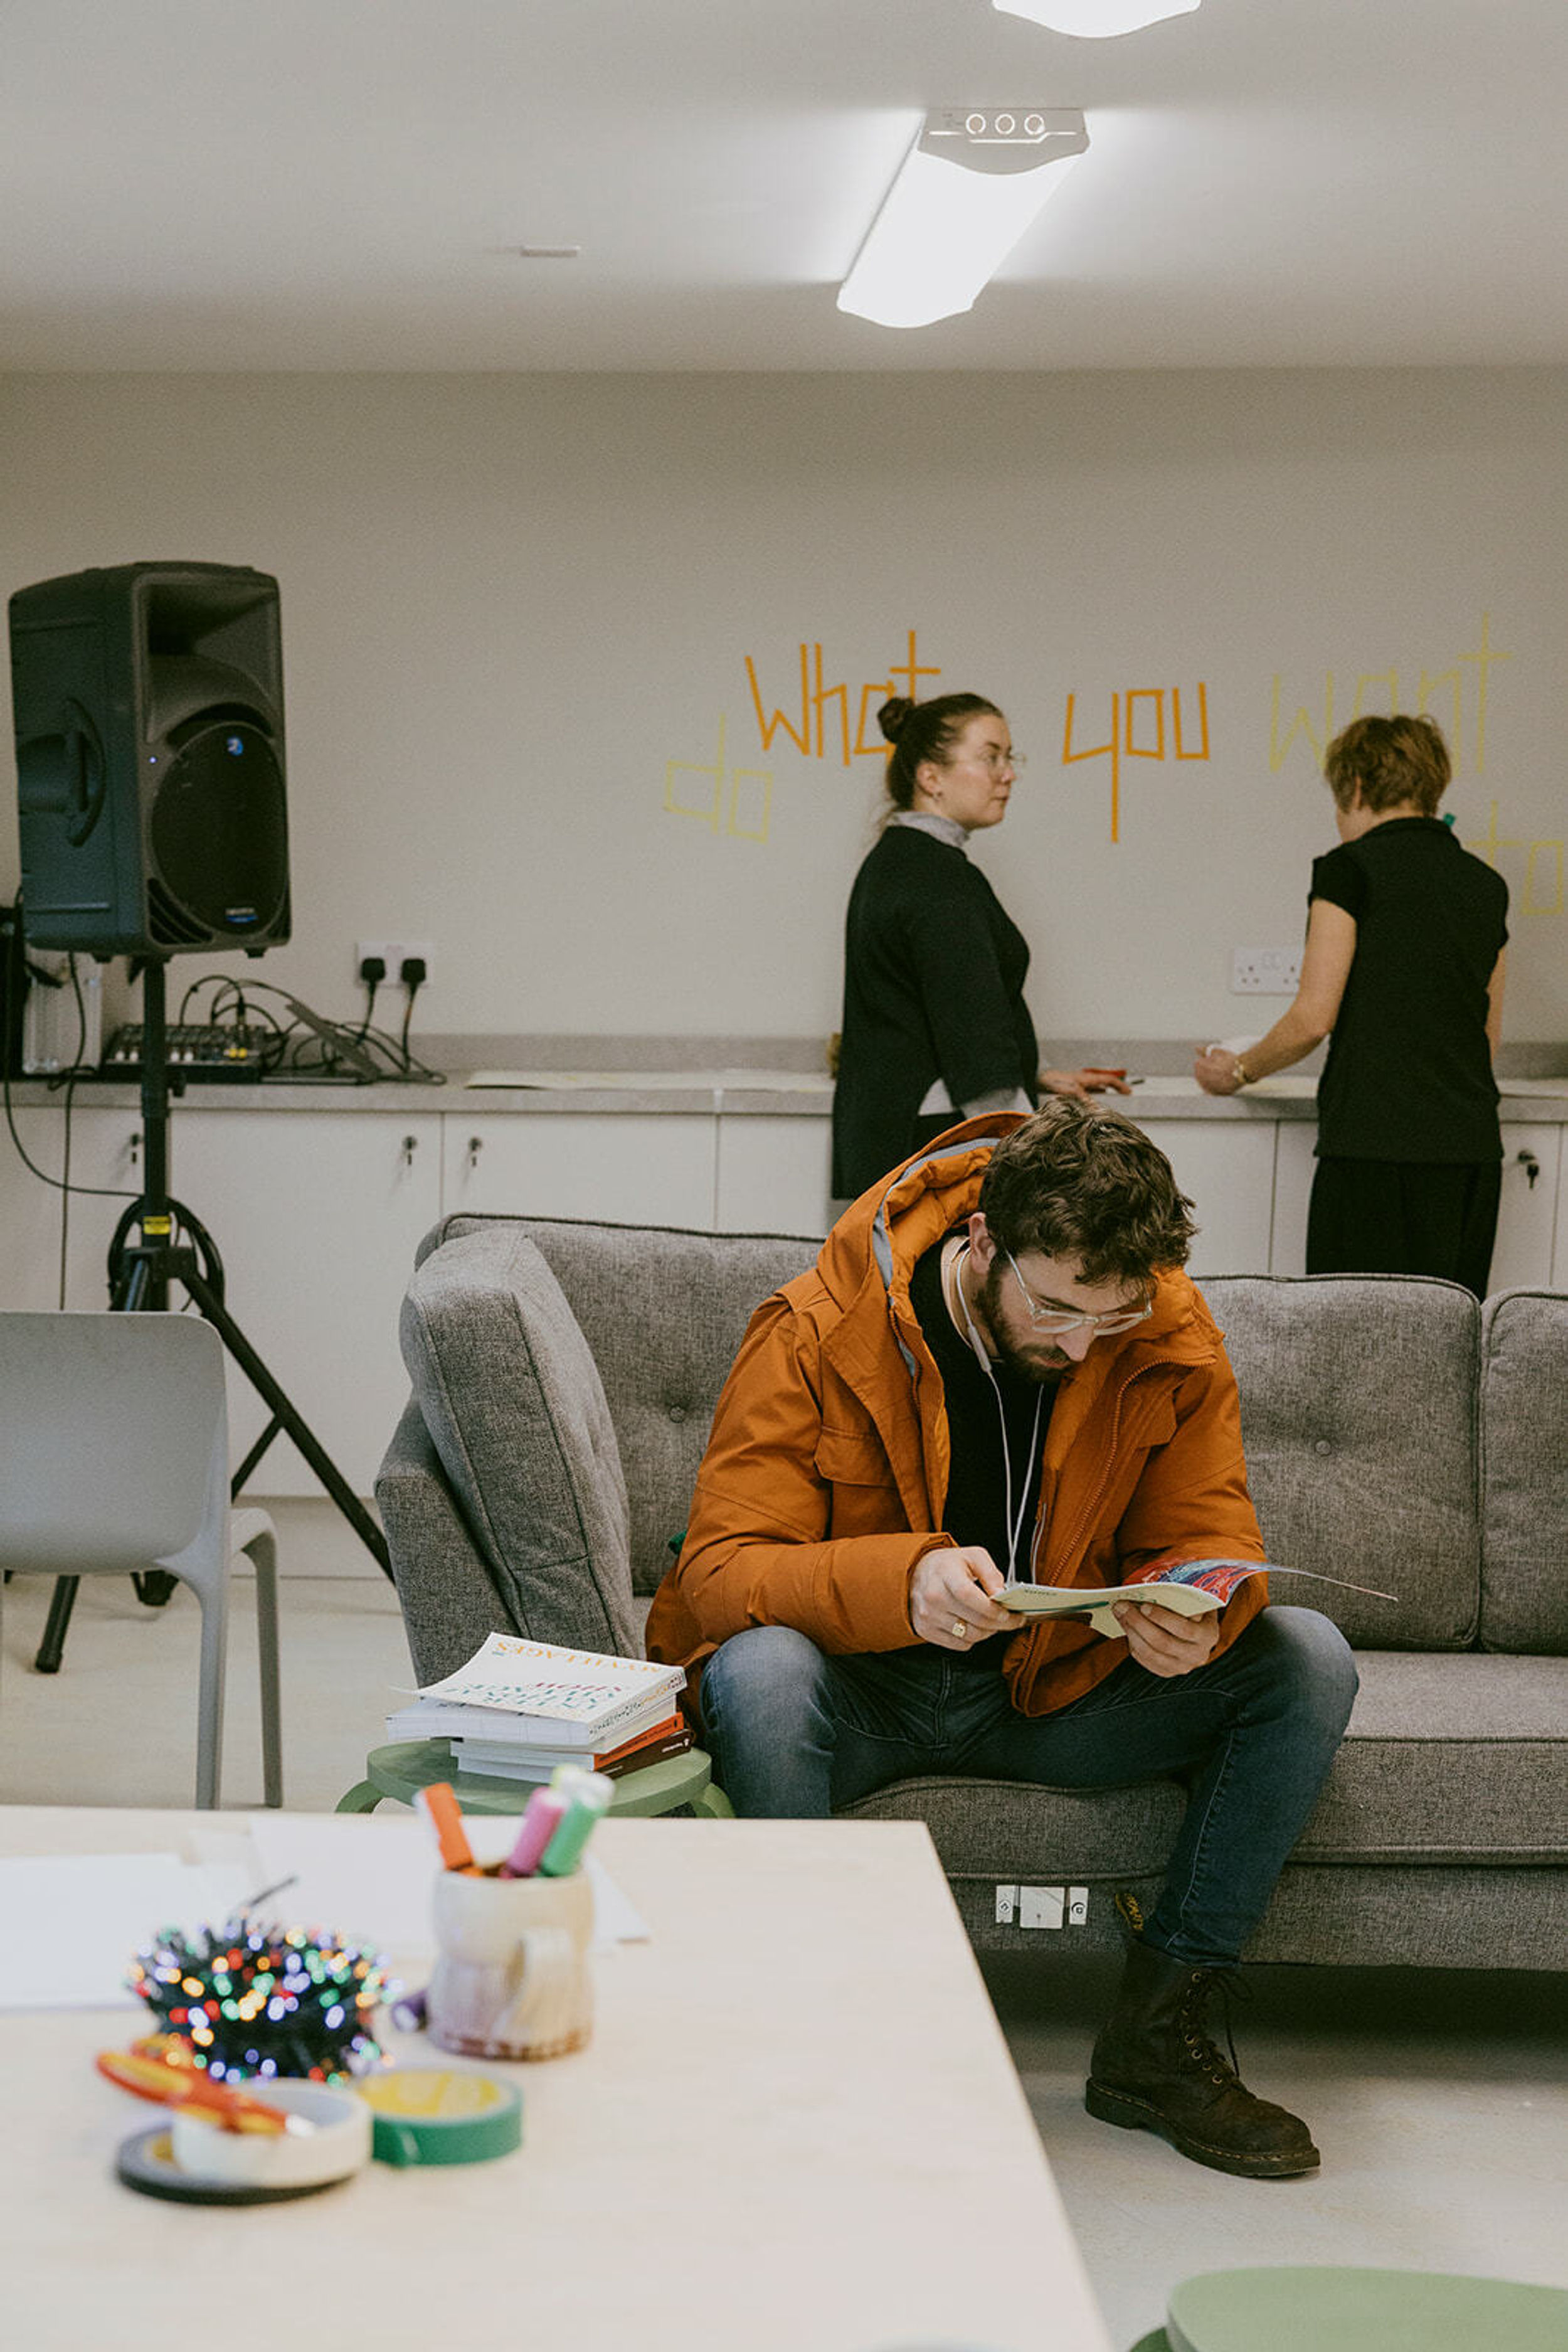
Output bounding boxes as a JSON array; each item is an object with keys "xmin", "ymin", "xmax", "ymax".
[{"xmin": 377, "ymin": 1213, "xmax": 1568, "ymax": 1971}]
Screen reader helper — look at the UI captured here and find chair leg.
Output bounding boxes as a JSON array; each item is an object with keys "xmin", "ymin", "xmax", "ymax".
[
  {"xmin": 193, "ymin": 1578, "xmax": 229, "ymax": 1810},
  {"xmin": 243, "ymin": 1526, "xmax": 283, "ymax": 1809},
  {"xmin": 335, "ymin": 1783, "xmax": 384, "ymax": 1814}
]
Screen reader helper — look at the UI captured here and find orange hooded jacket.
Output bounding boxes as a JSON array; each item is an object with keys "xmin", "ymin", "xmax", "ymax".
[{"xmin": 645, "ymin": 1118, "xmax": 1268, "ymax": 1717}]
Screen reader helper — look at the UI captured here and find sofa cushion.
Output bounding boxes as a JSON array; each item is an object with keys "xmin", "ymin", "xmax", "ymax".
[
  {"xmin": 400, "ymin": 1225, "xmax": 639, "ymax": 1656},
  {"xmin": 1293, "ymin": 1650, "xmax": 1568, "ymax": 1863},
  {"xmin": 1480, "ymin": 1289, "xmax": 1568, "ymax": 1654},
  {"xmin": 846, "ymin": 1652, "xmax": 1568, "ymax": 1878},
  {"xmin": 425, "ymin": 1215, "xmax": 820, "ymax": 1595},
  {"xmin": 1202, "ymin": 1275, "xmax": 1481, "ymax": 1648}
]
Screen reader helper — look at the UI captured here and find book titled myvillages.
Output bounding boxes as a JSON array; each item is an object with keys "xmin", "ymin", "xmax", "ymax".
[
  {"xmin": 997, "ymin": 1555, "xmax": 1397, "ymax": 1641},
  {"xmin": 389, "ymin": 1634, "xmax": 686, "ymax": 1750}
]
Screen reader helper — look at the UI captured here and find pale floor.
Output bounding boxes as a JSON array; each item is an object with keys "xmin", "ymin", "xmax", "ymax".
[{"xmin": 2, "ymin": 1503, "xmax": 1564, "ymax": 2352}]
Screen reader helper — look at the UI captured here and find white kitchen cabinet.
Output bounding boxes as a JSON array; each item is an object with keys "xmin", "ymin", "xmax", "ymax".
[
  {"xmin": 1131, "ymin": 1116, "xmax": 1278, "ymax": 1277},
  {"xmin": 1493, "ymin": 1125, "xmax": 1562, "ymax": 1292},
  {"xmin": 1, "ymin": 1102, "xmax": 441, "ymax": 1498},
  {"xmin": 0, "ymin": 1105, "xmax": 111, "ymax": 1310},
  {"xmin": 442, "ymin": 1112, "xmax": 718, "ymax": 1228},
  {"xmin": 14, "ymin": 1104, "xmax": 149, "ymax": 1309},
  {"xmin": 1269, "ymin": 1122, "xmax": 1318, "ymax": 1276},
  {"xmin": 151, "ymin": 1109, "xmax": 442, "ymax": 1499},
  {"xmin": 714, "ymin": 1115, "xmax": 834, "ymax": 1237}
]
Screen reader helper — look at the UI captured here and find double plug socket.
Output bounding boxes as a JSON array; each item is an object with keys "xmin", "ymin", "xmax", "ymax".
[
  {"xmin": 356, "ymin": 939, "xmax": 435, "ymax": 989},
  {"xmin": 1231, "ymin": 946, "xmax": 1302, "ymax": 995}
]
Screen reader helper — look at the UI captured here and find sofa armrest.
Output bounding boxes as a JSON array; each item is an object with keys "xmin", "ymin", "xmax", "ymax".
[{"xmin": 374, "ymin": 1393, "xmax": 521, "ymax": 1686}]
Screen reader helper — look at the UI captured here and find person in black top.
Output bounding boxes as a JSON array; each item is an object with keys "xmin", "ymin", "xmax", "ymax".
[
  {"xmin": 1194, "ymin": 714, "xmax": 1508, "ymax": 1295},
  {"xmin": 832, "ymin": 692, "xmax": 1130, "ymax": 1200}
]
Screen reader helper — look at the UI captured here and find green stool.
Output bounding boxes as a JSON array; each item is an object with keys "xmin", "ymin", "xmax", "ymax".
[
  {"xmin": 336, "ymin": 1738, "xmax": 734, "ymax": 1819},
  {"xmin": 1161, "ymin": 2267, "xmax": 1568, "ymax": 2352}
]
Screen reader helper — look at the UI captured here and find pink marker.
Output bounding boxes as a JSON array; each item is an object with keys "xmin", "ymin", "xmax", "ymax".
[{"xmin": 497, "ymin": 1786, "xmax": 568, "ymax": 1880}]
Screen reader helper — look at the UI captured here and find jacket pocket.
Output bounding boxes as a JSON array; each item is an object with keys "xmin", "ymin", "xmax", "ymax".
[{"xmin": 813, "ymin": 1426, "xmax": 897, "ymax": 1489}]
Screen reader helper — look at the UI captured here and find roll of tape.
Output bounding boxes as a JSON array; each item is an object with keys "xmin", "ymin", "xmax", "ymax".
[
  {"xmin": 356, "ymin": 2067, "xmax": 522, "ymax": 2166},
  {"xmin": 167, "ymin": 2079, "xmax": 371, "ymax": 2193}
]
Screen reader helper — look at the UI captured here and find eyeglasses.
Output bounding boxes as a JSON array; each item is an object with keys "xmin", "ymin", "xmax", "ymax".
[
  {"xmin": 956, "ymin": 748, "xmax": 1025, "ymax": 773},
  {"xmin": 1004, "ymin": 1248, "xmax": 1152, "ymax": 1336}
]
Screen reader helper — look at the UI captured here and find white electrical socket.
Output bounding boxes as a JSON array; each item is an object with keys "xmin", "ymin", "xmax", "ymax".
[
  {"xmin": 1231, "ymin": 946, "xmax": 1301, "ymax": 995},
  {"xmin": 356, "ymin": 939, "xmax": 436, "ymax": 988}
]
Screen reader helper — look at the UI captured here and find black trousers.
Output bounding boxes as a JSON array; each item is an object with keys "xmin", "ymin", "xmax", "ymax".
[{"xmin": 1306, "ymin": 1157, "xmax": 1502, "ymax": 1298}]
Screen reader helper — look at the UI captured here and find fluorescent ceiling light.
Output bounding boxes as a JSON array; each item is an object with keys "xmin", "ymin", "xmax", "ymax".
[
  {"xmin": 994, "ymin": 0, "xmax": 1200, "ymax": 34},
  {"xmin": 838, "ymin": 108, "xmax": 1088, "ymax": 330}
]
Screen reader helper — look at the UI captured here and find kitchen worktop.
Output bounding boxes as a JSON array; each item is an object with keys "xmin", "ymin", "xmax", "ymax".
[{"xmin": 10, "ymin": 1055, "xmax": 1568, "ymax": 1119}]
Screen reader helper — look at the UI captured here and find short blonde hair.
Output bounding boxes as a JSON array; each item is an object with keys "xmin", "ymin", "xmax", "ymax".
[{"xmin": 1323, "ymin": 714, "xmax": 1451, "ymax": 817}]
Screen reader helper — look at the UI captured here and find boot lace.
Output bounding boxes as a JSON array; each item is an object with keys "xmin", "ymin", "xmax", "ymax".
[{"xmin": 1177, "ymin": 1965, "xmax": 1250, "ymax": 2088}]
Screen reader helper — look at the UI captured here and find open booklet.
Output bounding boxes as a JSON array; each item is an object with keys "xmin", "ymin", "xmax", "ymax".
[{"xmin": 997, "ymin": 1556, "xmax": 1397, "ymax": 1641}]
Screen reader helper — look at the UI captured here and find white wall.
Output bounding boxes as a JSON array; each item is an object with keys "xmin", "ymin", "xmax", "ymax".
[{"xmin": 2, "ymin": 367, "xmax": 1564, "ymax": 1048}]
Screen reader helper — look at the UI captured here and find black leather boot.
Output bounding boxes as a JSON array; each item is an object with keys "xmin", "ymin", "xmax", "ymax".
[{"xmin": 1085, "ymin": 1937, "xmax": 1320, "ymax": 2179}]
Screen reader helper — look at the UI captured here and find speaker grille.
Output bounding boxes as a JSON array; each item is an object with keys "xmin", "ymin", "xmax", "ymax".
[
  {"xmin": 147, "ymin": 716, "xmax": 289, "ymax": 942},
  {"xmin": 146, "ymin": 877, "xmax": 210, "ymax": 948}
]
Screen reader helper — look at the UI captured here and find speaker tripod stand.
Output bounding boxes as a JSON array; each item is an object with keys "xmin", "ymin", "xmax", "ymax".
[{"xmin": 33, "ymin": 958, "xmax": 392, "ymax": 1675}]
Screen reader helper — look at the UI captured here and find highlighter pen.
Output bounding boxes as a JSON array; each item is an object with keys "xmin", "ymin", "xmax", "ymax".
[
  {"xmin": 415, "ymin": 1780, "xmax": 477, "ymax": 1873},
  {"xmin": 537, "ymin": 1770, "xmax": 614, "ymax": 1878},
  {"xmin": 498, "ymin": 1785, "xmax": 568, "ymax": 1880}
]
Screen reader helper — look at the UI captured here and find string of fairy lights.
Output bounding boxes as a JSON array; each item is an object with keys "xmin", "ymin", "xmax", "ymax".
[{"xmin": 126, "ymin": 1908, "xmax": 395, "ymax": 2084}]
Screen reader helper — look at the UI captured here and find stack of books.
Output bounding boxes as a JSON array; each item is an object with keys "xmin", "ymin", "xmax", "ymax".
[{"xmin": 386, "ymin": 1632, "xmax": 691, "ymax": 1787}]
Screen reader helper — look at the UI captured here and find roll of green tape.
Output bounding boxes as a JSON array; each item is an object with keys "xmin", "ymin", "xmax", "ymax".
[{"xmin": 356, "ymin": 2068, "xmax": 522, "ymax": 2166}]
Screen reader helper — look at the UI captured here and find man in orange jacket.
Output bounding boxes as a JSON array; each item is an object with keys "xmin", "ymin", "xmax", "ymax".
[{"xmin": 647, "ymin": 1099, "xmax": 1357, "ymax": 2179}]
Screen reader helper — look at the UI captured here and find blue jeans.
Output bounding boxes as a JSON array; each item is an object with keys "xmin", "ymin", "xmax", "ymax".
[{"xmin": 698, "ymin": 1607, "xmax": 1358, "ymax": 1966}]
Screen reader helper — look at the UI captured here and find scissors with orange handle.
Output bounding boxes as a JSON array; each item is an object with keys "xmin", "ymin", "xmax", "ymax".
[{"xmin": 96, "ymin": 2048, "xmax": 310, "ymax": 2135}]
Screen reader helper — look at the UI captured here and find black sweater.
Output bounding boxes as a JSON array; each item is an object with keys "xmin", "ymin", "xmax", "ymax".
[{"xmin": 832, "ymin": 825, "xmax": 1038, "ymax": 1198}]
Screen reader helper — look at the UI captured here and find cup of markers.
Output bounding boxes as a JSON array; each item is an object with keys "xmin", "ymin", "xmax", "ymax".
[{"xmin": 419, "ymin": 1769, "xmax": 612, "ymax": 2062}]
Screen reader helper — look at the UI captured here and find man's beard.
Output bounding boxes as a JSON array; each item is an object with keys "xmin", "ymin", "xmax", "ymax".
[{"xmin": 975, "ymin": 1260, "xmax": 1070, "ymax": 1385}]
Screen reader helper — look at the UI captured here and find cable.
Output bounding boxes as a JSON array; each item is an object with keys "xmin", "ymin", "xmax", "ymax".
[
  {"xmin": 2, "ymin": 945, "xmax": 140, "ymax": 1206},
  {"xmin": 398, "ymin": 956, "xmax": 426, "ymax": 1072},
  {"xmin": 356, "ymin": 953, "xmax": 386, "ymax": 1041}
]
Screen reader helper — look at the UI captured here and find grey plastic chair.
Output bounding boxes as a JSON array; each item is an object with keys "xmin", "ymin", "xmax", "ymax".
[{"xmin": 0, "ymin": 1310, "xmax": 282, "ymax": 1809}]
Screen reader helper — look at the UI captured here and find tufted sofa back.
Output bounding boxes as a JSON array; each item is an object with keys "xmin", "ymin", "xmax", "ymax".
[
  {"xmin": 1202, "ymin": 1274, "xmax": 1481, "ymax": 1650},
  {"xmin": 420, "ymin": 1214, "xmax": 818, "ymax": 1597}
]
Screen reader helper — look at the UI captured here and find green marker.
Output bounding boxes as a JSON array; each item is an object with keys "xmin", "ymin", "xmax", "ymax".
[{"xmin": 538, "ymin": 1767, "xmax": 613, "ymax": 1876}]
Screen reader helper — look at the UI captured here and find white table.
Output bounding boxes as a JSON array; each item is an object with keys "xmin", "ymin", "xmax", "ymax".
[{"xmin": 0, "ymin": 1808, "xmax": 1110, "ymax": 2352}]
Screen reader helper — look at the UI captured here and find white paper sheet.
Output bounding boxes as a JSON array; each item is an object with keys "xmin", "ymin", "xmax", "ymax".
[{"xmin": 0, "ymin": 1853, "xmax": 252, "ymax": 2009}]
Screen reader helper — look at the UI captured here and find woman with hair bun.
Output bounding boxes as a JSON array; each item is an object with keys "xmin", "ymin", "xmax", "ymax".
[
  {"xmin": 830, "ymin": 691, "xmax": 1130, "ymax": 1201},
  {"xmin": 1194, "ymin": 712, "xmax": 1508, "ymax": 1295}
]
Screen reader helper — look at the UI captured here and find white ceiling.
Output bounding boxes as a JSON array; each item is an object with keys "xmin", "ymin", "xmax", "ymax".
[{"xmin": 4, "ymin": 0, "xmax": 1567, "ymax": 373}]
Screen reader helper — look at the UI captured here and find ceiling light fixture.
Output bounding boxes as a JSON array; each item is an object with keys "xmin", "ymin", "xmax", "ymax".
[
  {"xmin": 993, "ymin": 0, "xmax": 1199, "ymax": 36},
  {"xmin": 837, "ymin": 107, "xmax": 1088, "ymax": 330}
]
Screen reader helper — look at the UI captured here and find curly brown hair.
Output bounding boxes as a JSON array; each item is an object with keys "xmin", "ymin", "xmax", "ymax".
[
  {"xmin": 1323, "ymin": 713, "xmax": 1451, "ymax": 817},
  {"xmin": 977, "ymin": 1098, "xmax": 1197, "ymax": 1286}
]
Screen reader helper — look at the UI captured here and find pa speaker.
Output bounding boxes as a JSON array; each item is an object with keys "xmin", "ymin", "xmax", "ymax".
[{"xmin": 9, "ymin": 560, "xmax": 291, "ymax": 957}]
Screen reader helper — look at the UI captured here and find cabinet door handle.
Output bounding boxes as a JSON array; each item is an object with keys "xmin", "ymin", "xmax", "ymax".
[
  {"xmin": 128, "ymin": 1132, "xmax": 140, "ymax": 1166},
  {"xmin": 400, "ymin": 1134, "xmax": 419, "ymax": 1168},
  {"xmin": 466, "ymin": 1135, "xmax": 484, "ymax": 1172},
  {"xmin": 1517, "ymin": 1149, "xmax": 1540, "ymax": 1191}
]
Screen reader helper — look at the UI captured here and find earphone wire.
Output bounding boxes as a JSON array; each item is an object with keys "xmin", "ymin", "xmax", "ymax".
[{"xmin": 948, "ymin": 1240, "xmax": 1045, "ymax": 1586}]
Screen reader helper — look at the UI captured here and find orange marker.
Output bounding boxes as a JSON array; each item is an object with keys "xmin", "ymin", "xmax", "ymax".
[{"xmin": 415, "ymin": 1780, "xmax": 477, "ymax": 1872}]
